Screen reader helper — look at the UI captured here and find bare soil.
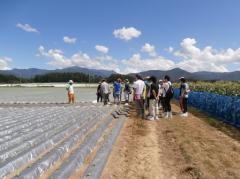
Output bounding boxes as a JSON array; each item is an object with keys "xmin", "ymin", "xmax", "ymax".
[{"xmin": 101, "ymin": 103, "xmax": 240, "ymax": 179}]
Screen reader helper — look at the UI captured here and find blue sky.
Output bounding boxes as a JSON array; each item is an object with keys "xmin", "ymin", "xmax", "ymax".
[{"xmin": 1, "ymin": 0, "xmax": 240, "ymax": 73}]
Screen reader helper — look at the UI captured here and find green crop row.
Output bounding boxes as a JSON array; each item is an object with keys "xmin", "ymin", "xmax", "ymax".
[{"xmin": 173, "ymin": 81, "xmax": 240, "ymax": 97}]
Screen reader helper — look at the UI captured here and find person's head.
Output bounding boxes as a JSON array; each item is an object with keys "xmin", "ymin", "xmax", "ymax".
[
  {"xmin": 125, "ymin": 79, "xmax": 129, "ymax": 83},
  {"xmin": 136, "ymin": 74, "xmax": 143, "ymax": 80},
  {"xmin": 102, "ymin": 79, "xmax": 106, "ymax": 83},
  {"xmin": 117, "ymin": 78, "xmax": 121, "ymax": 83},
  {"xmin": 69, "ymin": 80, "xmax": 73, "ymax": 84},
  {"xmin": 149, "ymin": 76, "xmax": 157, "ymax": 84},
  {"xmin": 159, "ymin": 79, "xmax": 163, "ymax": 85},
  {"xmin": 164, "ymin": 75, "xmax": 170, "ymax": 82},
  {"xmin": 179, "ymin": 77, "xmax": 186, "ymax": 83}
]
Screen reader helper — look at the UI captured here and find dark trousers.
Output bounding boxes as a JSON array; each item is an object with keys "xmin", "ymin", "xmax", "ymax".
[
  {"xmin": 182, "ymin": 98, "xmax": 188, "ymax": 113},
  {"xmin": 97, "ymin": 93, "xmax": 102, "ymax": 102},
  {"xmin": 103, "ymin": 93, "xmax": 109, "ymax": 105},
  {"xmin": 163, "ymin": 96, "xmax": 171, "ymax": 112},
  {"xmin": 135, "ymin": 99, "xmax": 144, "ymax": 119}
]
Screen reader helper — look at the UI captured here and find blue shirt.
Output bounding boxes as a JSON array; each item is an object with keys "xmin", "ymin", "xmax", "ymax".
[{"xmin": 114, "ymin": 82, "xmax": 121, "ymax": 94}]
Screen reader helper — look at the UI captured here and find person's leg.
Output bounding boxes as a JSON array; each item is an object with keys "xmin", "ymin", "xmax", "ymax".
[
  {"xmin": 68, "ymin": 93, "xmax": 71, "ymax": 103},
  {"xmin": 183, "ymin": 98, "xmax": 188, "ymax": 113},
  {"xmin": 72, "ymin": 94, "xmax": 75, "ymax": 103},
  {"xmin": 103, "ymin": 94, "xmax": 107, "ymax": 105},
  {"xmin": 155, "ymin": 100, "xmax": 159, "ymax": 119},
  {"xmin": 179, "ymin": 97, "xmax": 183, "ymax": 112},
  {"xmin": 149, "ymin": 99, "xmax": 154, "ymax": 116},
  {"xmin": 97, "ymin": 94, "xmax": 100, "ymax": 102}
]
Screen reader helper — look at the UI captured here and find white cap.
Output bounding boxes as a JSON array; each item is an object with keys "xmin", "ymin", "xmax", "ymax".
[{"xmin": 69, "ymin": 80, "xmax": 74, "ymax": 84}]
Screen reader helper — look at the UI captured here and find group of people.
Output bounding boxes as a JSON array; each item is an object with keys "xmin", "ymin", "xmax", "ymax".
[
  {"xmin": 66, "ymin": 75, "xmax": 190, "ymax": 121},
  {"xmin": 96, "ymin": 78, "xmax": 132, "ymax": 105},
  {"xmin": 132, "ymin": 74, "xmax": 190, "ymax": 120}
]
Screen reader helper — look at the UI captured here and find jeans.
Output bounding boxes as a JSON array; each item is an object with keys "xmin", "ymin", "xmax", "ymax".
[
  {"xmin": 182, "ymin": 98, "xmax": 188, "ymax": 113},
  {"xmin": 163, "ymin": 96, "xmax": 171, "ymax": 112}
]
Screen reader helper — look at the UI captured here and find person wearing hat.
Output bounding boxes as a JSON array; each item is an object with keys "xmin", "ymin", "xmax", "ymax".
[
  {"xmin": 66, "ymin": 80, "xmax": 75, "ymax": 103},
  {"xmin": 123, "ymin": 79, "xmax": 131, "ymax": 104},
  {"xmin": 179, "ymin": 77, "xmax": 190, "ymax": 117}
]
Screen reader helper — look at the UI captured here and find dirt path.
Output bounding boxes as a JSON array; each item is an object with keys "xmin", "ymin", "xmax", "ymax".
[{"xmin": 101, "ymin": 103, "xmax": 240, "ymax": 179}]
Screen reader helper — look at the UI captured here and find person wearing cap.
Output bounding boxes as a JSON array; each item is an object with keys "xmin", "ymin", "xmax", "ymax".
[
  {"xmin": 66, "ymin": 80, "xmax": 75, "ymax": 103},
  {"xmin": 179, "ymin": 77, "xmax": 190, "ymax": 117},
  {"xmin": 123, "ymin": 79, "xmax": 131, "ymax": 103}
]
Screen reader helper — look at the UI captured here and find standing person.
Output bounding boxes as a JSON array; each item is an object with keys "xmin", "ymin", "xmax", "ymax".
[
  {"xmin": 66, "ymin": 80, "xmax": 75, "ymax": 104},
  {"xmin": 133, "ymin": 74, "xmax": 145, "ymax": 119},
  {"xmin": 113, "ymin": 78, "xmax": 122, "ymax": 105},
  {"xmin": 123, "ymin": 79, "xmax": 131, "ymax": 103},
  {"xmin": 162, "ymin": 75, "xmax": 173, "ymax": 119},
  {"xmin": 142, "ymin": 76, "xmax": 151, "ymax": 117},
  {"xmin": 147, "ymin": 76, "xmax": 159, "ymax": 120},
  {"xmin": 179, "ymin": 77, "xmax": 190, "ymax": 117},
  {"xmin": 96, "ymin": 82, "xmax": 102, "ymax": 102},
  {"xmin": 101, "ymin": 79, "xmax": 111, "ymax": 105},
  {"xmin": 157, "ymin": 79, "xmax": 164, "ymax": 110}
]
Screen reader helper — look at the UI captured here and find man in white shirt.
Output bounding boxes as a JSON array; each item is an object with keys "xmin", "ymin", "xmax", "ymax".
[
  {"xmin": 133, "ymin": 74, "xmax": 145, "ymax": 118},
  {"xmin": 101, "ymin": 79, "xmax": 111, "ymax": 105}
]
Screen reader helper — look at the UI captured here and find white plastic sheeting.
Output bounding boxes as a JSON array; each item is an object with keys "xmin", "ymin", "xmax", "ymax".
[{"xmin": 0, "ymin": 103, "xmax": 115, "ymax": 179}]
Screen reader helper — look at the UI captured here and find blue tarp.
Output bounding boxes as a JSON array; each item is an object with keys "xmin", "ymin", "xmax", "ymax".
[{"xmin": 174, "ymin": 89, "xmax": 240, "ymax": 128}]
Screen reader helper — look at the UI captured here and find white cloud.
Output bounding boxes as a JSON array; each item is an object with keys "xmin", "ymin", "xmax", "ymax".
[
  {"xmin": 171, "ymin": 38, "xmax": 240, "ymax": 72},
  {"xmin": 113, "ymin": 27, "xmax": 141, "ymax": 41},
  {"xmin": 37, "ymin": 37, "xmax": 240, "ymax": 74},
  {"xmin": 141, "ymin": 43, "xmax": 156, "ymax": 57},
  {"xmin": 0, "ymin": 57, "xmax": 12, "ymax": 70},
  {"xmin": 95, "ymin": 45, "xmax": 109, "ymax": 54},
  {"xmin": 37, "ymin": 46, "xmax": 119, "ymax": 71},
  {"xmin": 63, "ymin": 36, "xmax": 77, "ymax": 44},
  {"xmin": 121, "ymin": 54, "xmax": 175, "ymax": 74},
  {"xmin": 16, "ymin": 23, "xmax": 39, "ymax": 33}
]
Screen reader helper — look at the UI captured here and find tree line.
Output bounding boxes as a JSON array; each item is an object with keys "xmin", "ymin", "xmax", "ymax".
[{"xmin": 0, "ymin": 72, "xmax": 135, "ymax": 83}]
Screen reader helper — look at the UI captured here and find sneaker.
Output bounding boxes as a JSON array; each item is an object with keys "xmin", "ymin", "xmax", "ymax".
[
  {"xmin": 147, "ymin": 116, "xmax": 155, "ymax": 121},
  {"xmin": 155, "ymin": 116, "xmax": 159, "ymax": 120},
  {"xmin": 164, "ymin": 112, "xmax": 169, "ymax": 119},
  {"xmin": 180, "ymin": 112, "xmax": 188, "ymax": 117},
  {"xmin": 169, "ymin": 112, "xmax": 173, "ymax": 119}
]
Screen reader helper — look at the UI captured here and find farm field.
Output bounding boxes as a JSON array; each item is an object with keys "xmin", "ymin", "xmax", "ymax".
[
  {"xmin": 102, "ymin": 103, "xmax": 240, "ymax": 179},
  {"xmin": 0, "ymin": 102, "xmax": 128, "ymax": 178},
  {"xmin": 173, "ymin": 81, "xmax": 240, "ymax": 96}
]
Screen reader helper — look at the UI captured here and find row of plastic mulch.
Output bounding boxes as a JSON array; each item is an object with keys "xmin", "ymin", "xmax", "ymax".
[{"xmin": 174, "ymin": 89, "xmax": 240, "ymax": 128}]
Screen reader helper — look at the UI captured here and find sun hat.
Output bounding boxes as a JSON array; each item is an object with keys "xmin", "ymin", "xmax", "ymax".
[{"xmin": 69, "ymin": 80, "xmax": 74, "ymax": 84}]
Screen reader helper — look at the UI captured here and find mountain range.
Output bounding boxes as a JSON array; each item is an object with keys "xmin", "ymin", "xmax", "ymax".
[
  {"xmin": 0, "ymin": 66, "xmax": 239, "ymax": 81},
  {"xmin": 0, "ymin": 66, "xmax": 116, "ymax": 79}
]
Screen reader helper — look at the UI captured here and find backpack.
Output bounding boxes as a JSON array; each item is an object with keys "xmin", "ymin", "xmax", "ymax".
[{"xmin": 165, "ymin": 84, "xmax": 174, "ymax": 99}]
